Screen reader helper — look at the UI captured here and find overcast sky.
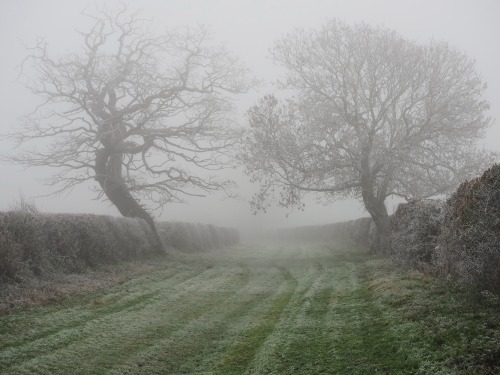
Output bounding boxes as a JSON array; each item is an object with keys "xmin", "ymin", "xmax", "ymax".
[{"xmin": 1, "ymin": 0, "xmax": 499, "ymax": 234}]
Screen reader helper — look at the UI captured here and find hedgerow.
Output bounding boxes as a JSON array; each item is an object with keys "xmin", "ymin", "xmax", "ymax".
[
  {"xmin": 435, "ymin": 164, "xmax": 500, "ymax": 293},
  {"xmin": 390, "ymin": 199, "xmax": 442, "ymax": 271},
  {"xmin": 0, "ymin": 210, "xmax": 240, "ymax": 285},
  {"xmin": 0, "ymin": 211, "xmax": 158, "ymax": 283}
]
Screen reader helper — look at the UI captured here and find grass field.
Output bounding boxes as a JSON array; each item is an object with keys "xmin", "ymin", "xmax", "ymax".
[{"xmin": 0, "ymin": 243, "xmax": 499, "ymax": 374}]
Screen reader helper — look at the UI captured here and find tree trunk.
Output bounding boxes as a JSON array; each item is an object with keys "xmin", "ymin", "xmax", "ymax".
[
  {"xmin": 360, "ymin": 173, "xmax": 391, "ymax": 254},
  {"xmin": 95, "ymin": 148, "xmax": 165, "ymax": 253},
  {"xmin": 368, "ymin": 209, "xmax": 391, "ymax": 254}
]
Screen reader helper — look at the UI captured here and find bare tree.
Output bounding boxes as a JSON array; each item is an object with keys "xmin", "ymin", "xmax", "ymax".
[
  {"xmin": 242, "ymin": 21, "xmax": 495, "ymax": 253},
  {"xmin": 7, "ymin": 7, "xmax": 250, "ymax": 249}
]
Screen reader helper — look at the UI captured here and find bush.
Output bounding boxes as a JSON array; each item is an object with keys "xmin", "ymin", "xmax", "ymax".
[
  {"xmin": 435, "ymin": 164, "xmax": 500, "ymax": 293},
  {"xmin": 157, "ymin": 222, "xmax": 195, "ymax": 252},
  {"xmin": 390, "ymin": 199, "xmax": 442, "ymax": 271},
  {"xmin": 0, "ymin": 211, "xmax": 160, "ymax": 284},
  {"xmin": 0, "ymin": 206, "xmax": 240, "ymax": 285}
]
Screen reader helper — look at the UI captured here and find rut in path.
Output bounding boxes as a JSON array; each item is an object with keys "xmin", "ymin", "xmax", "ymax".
[{"xmin": 0, "ymin": 244, "xmax": 418, "ymax": 374}]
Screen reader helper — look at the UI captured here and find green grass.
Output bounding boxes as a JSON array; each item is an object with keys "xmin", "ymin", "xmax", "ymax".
[{"xmin": 0, "ymin": 243, "xmax": 499, "ymax": 374}]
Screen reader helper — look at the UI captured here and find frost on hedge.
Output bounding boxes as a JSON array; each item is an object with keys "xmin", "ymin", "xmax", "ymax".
[
  {"xmin": 390, "ymin": 199, "xmax": 442, "ymax": 271},
  {"xmin": 435, "ymin": 164, "xmax": 500, "ymax": 293},
  {"xmin": 0, "ymin": 211, "xmax": 240, "ymax": 284},
  {"xmin": 0, "ymin": 212, "xmax": 157, "ymax": 283}
]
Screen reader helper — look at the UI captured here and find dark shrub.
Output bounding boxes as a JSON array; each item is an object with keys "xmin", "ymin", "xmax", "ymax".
[
  {"xmin": 0, "ymin": 208, "xmax": 240, "ymax": 285},
  {"xmin": 435, "ymin": 165, "xmax": 500, "ymax": 293},
  {"xmin": 0, "ymin": 212, "xmax": 161, "ymax": 284},
  {"xmin": 391, "ymin": 199, "xmax": 442, "ymax": 271}
]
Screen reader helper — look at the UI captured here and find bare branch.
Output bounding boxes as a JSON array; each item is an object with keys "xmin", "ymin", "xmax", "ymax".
[
  {"xmin": 6, "ymin": 6, "xmax": 251, "ymax": 214},
  {"xmin": 242, "ymin": 20, "xmax": 495, "ymax": 247}
]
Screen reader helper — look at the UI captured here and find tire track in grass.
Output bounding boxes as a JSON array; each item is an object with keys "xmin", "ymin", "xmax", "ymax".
[
  {"xmin": 0, "ymin": 267, "xmax": 217, "ymax": 370},
  {"xmin": 14, "ymin": 274, "xmax": 247, "ymax": 374},
  {"xmin": 2, "ymin": 244, "xmax": 400, "ymax": 374},
  {"xmin": 282, "ymin": 286, "xmax": 336, "ymax": 374},
  {"xmin": 228, "ymin": 244, "xmax": 343, "ymax": 374},
  {"xmin": 109, "ymin": 286, "xmax": 270, "ymax": 374},
  {"xmin": 0, "ymin": 266, "xmax": 198, "ymax": 351},
  {"xmin": 0, "ymin": 265, "xmax": 253, "ymax": 375},
  {"xmin": 272, "ymin": 257, "xmax": 419, "ymax": 374},
  {"xmin": 245, "ymin": 258, "xmax": 330, "ymax": 374},
  {"xmin": 0, "ymin": 290, "xmax": 165, "ymax": 370},
  {"xmin": 323, "ymin": 270, "xmax": 421, "ymax": 374},
  {"xmin": 108, "ymin": 263, "xmax": 286, "ymax": 374},
  {"xmin": 212, "ymin": 266, "xmax": 298, "ymax": 374},
  {"xmin": 254, "ymin": 262, "xmax": 338, "ymax": 375}
]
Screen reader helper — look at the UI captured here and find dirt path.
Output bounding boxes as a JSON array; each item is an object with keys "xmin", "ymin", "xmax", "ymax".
[{"xmin": 0, "ymin": 243, "xmax": 498, "ymax": 374}]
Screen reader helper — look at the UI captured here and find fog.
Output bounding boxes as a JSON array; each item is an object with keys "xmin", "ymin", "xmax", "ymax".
[{"xmin": 1, "ymin": 0, "xmax": 499, "ymax": 237}]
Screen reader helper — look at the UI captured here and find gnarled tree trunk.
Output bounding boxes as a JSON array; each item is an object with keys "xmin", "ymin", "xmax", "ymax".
[
  {"xmin": 95, "ymin": 148, "xmax": 165, "ymax": 253},
  {"xmin": 361, "ymin": 173, "xmax": 391, "ymax": 254},
  {"xmin": 368, "ymin": 209, "xmax": 391, "ymax": 254}
]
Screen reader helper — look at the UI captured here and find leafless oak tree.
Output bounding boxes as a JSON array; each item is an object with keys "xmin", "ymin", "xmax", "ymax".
[
  {"xmin": 242, "ymin": 21, "xmax": 495, "ymax": 253},
  {"xmin": 8, "ymin": 7, "xmax": 250, "ymax": 249}
]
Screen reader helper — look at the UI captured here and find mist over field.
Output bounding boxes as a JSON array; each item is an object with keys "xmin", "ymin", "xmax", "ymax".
[
  {"xmin": 1, "ymin": 2, "xmax": 500, "ymax": 373},
  {"xmin": 0, "ymin": 0, "xmax": 499, "ymax": 237}
]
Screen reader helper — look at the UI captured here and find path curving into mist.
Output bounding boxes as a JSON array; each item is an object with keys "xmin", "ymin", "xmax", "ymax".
[{"xmin": 0, "ymin": 243, "xmax": 484, "ymax": 374}]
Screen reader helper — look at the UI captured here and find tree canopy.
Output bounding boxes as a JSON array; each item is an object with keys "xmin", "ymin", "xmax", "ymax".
[
  {"xmin": 242, "ymin": 20, "xmax": 495, "ymax": 252},
  {"xmin": 8, "ymin": 7, "xmax": 250, "ymax": 243}
]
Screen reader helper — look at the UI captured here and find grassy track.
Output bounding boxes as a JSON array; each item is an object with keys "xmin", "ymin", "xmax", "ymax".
[{"xmin": 0, "ymin": 243, "xmax": 499, "ymax": 374}]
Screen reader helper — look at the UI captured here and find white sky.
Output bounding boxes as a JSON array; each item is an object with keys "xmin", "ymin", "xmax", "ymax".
[{"xmin": 0, "ymin": 0, "xmax": 499, "ymax": 235}]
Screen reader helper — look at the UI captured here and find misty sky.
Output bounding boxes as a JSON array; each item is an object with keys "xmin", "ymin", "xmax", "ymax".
[{"xmin": 0, "ymin": 0, "xmax": 499, "ymax": 234}]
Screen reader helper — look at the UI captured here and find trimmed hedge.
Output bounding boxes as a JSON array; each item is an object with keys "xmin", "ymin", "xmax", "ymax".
[
  {"xmin": 269, "ymin": 217, "xmax": 372, "ymax": 248},
  {"xmin": 0, "ymin": 211, "xmax": 239, "ymax": 285},
  {"xmin": 390, "ymin": 199, "xmax": 442, "ymax": 271},
  {"xmin": 0, "ymin": 212, "xmax": 159, "ymax": 283},
  {"xmin": 435, "ymin": 164, "xmax": 500, "ymax": 293}
]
